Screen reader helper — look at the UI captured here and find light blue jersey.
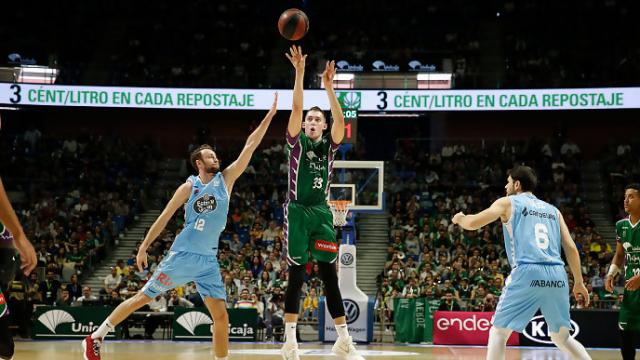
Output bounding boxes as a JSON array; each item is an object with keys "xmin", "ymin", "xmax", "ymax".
[
  {"xmin": 502, "ymin": 193, "xmax": 563, "ymax": 267},
  {"xmin": 493, "ymin": 192, "xmax": 571, "ymax": 333},
  {"xmin": 142, "ymin": 173, "xmax": 229, "ymax": 300},
  {"xmin": 170, "ymin": 173, "xmax": 229, "ymax": 256}
]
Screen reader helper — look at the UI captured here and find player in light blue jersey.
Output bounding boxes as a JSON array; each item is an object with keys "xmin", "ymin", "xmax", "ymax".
[
  {"xmin": 83, "ymin": 94, "xmax": 278, "ymax": 360},
  {"xmin": 452, "ymin": 166, "xmax": 591, "ymax": 360}
]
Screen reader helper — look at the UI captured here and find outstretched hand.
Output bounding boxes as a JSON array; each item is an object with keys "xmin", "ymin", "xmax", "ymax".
[
  {"xmin": 265, "ymin": 92, "xmax": 278, "ymax": 119},
  {"xmin": 322, "ymin": 60, "xmax": 336, "ymax": 87},
  {"xmin": 285, "ymin": 45, "xmax": 307, "ymax": 71}
]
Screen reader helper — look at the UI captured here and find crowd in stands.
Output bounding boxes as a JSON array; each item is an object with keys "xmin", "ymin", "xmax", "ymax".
[
  {"xmin": 378, "ymin": 138, "xmax": 623, "ymax": 322},
  {"xmin": 3, "ymin": 121, "xmax": 333, "ymax": 339},
  {"xmin": 4, "ymin": 1, "xmax": 639, "ymax": 88},
  {"xmin": 2, "ymin": 119, "xmax": 633, "ymax": 339},
  {"xmin": 602, "ymin": 139, "xmax": 640, "ymax": 221},
  {"xmin": 1, "ymin": 129, "xmax": 157, "ymax": 334},
  {"xmin": 500, "ymin": 0, "xmax": 640, "ymax": 88}
]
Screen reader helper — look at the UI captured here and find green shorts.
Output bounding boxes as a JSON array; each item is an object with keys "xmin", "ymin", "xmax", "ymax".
[
  {"xmin": 284, "ymin": 202, "xmax": 337, "ymax": 265},
  {"xmin": 619, "ymin": 289, "xmax": 640, "ymax": 331}
]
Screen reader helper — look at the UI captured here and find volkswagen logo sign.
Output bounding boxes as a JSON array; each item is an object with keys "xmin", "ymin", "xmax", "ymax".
[
  {"xmin": 522, "ymin": 315, "xmax": 580, "ymax": 345},
  {"xmin": 343, "ymin": 299, "xmax": 360, "ymax": 325},
  {"xmin": 341, "ymin": 253, "xmax": 354, "ymax": 266}
]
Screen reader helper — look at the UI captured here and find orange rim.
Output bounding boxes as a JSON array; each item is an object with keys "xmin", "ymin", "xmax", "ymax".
[{"xmin": 328, "ymin": 200, "xmax": 351, "ymax": 211}]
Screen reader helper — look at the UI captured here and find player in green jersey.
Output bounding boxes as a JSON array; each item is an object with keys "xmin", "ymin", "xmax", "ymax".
[
  {"xmin": 280, "ymin": 46, "xmax": 364, "ymax": 360},
  {"xmin": 606, "ymin": 183, "xmax": 640, "ymax": 360}
]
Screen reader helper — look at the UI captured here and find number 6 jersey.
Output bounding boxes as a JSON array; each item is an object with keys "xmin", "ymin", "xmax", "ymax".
[
  {"xmin": 286, "ymin": 131, "xmax": 339, "ymax": 206},
  {"xmin": 170, "ymin": 173, "xmax": 229, "ymax": 256},
  {"xmin": 502, "ymin": 193, "xmax": 564, "ymax": 268}
]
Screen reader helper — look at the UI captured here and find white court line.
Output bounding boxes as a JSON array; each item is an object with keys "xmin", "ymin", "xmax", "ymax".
[{"xmin": 229, "ymin": 349, "xmax": 420, "ymax": 357}]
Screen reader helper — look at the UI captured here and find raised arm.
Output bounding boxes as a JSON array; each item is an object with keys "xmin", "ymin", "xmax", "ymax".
[
  {"xmin": 222, "ymin": 93, "xmax": 278, "ymax": 192},
  {"xmin": 322, "ymin": 60, "xmax": 345, "ymax": 144},
  {"xmin": 559, "ymin": 212, "xmax": 590, "ymax": 306},
  {"xmin": 0, "ymin": 177, "xmax": 37, "ymax": 274},
  {"xmin": 136, "ymin": 182, "xmax": 192, "ymax": 271},
  {"xmin": 452, "ymin": 197, "xmax": 511, "ymax": 231},
  {"xmin": 285, "ymin": 45, "xmax": 306, "ymax": 139}
]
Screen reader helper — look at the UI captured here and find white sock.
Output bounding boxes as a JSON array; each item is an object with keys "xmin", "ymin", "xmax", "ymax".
[
  {"xmin": 486, "ymin": 326, "xmax": 512, "ymax": 360},
  {"xmin": 335, "ymin": 324, "xmax": 349, "ymax": 339},
  {"xmin": 285, "ymin": 322, "xmax": 297, "ymax": 344},
  {"xmin": 91, "ymin": 318, "xmax": 114, "ymax": 340},
  {"xmin": 550, "ymin": 327, "xmax": 591, "ymax": 359}
]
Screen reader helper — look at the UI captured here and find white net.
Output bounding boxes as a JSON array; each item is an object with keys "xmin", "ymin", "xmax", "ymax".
[{"xmin": 328, "ymin": 200, "xmax": 351, "ymax": 227}]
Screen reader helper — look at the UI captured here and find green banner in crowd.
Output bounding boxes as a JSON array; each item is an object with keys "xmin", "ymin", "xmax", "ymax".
[
  {"xmin": 172, "ymin": 307, "xmax": 257, "ymax": 341},
  {"xmin": 393, "ymin": 298, "xmax": 439, "ymax": 343},
  {"xmin": 32, "ymin": 306, "xmax": 257, "ymax": 341},
  {"xmin": 33, "ymin": 306, "xmax": 117, "ymax": 339}
]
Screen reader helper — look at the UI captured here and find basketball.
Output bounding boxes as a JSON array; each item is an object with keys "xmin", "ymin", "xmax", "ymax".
[{"xmin": 278, "ymin": 8, "xmax": 309, "ymax": 41}]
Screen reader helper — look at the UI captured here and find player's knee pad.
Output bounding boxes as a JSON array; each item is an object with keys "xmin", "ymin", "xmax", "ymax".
[
  {"xmin": 284, "ymin": 265, "xmax": 306, "ymax": 314},
  {"xmin": 318, "ymin": 262, "xmax": 345, "ymax": 319}
]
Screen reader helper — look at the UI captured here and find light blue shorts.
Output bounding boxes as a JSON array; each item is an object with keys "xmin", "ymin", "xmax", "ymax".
[
  {"xmin": 142, "ymin": 251, "xmax": 225, "ymax": 300},
  {"xmin": 492, "ymin": 263, "xmax": 571, "ymax": 333}
]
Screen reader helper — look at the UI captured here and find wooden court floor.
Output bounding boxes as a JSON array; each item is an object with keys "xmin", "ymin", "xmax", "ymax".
[{"xmin": 15, "ymin": 340, "xmax": 621, "ymax": 359}]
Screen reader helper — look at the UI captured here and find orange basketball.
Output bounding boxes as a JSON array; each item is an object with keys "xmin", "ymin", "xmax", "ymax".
[{"xmin": 278, "ymin": 8, "xmax": 309, "ymax": 41}]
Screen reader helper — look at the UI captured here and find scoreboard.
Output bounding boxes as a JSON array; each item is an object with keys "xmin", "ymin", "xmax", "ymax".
[{"xmin": 341, "ymin": 109, "xmax": 358, "ymax": 145}]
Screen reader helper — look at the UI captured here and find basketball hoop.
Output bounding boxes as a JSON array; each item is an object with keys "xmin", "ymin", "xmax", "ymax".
[{"xmin": 328, "ymin": 200, "xmax": 351, "ymax": 227}]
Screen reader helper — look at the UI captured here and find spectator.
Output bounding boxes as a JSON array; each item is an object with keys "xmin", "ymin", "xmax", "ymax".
[
  {"xmin": 249, "ymin": 256, "xmax": 264, "ymax": 278},
  {"xmin": 438, "ymin": 292, "xmax": 461, "ymax": 311},
  {"xmin": 302, "ymin": 288, "xmax": 319, "ymax": 321},
  {"xmin": 145, "ymin": 294, "xmax": 168, "ymax": 339},
  {"xmin": 103, "ymin": 267, "xmax": 122, "ymax": 297},
  {"xmin": 229, "ymin": 234, "xmax": 243, "ymax": 253},
  {"xmin": 67, "ymin": 273, "xmax": 82, "ymax": 301},
  {"xmin": 482, "ymin": 294, "xmax": 497, "ymax": 311},
  {"xmin": 572, "ymin": 293, "xmax": 589, "ymax": 309},
  {"xmin": 402, "ymin": 278, "xmax": 421, "ymax": 299},
  {"xmin": 251, "ymin": 292, "xmax": 265, "ymax": 324},
  {"xmin": 235, "ymin": 289, "xmax": 257, "ymax": 309},
  {"xmin": 238, "ymin": 275, "xmax": 256, "ymax": 294},
  {"xmin": 55, "ymin": 288, "xmax": 74, "ymax": 307},
  {"xmin": 39, "ymin": 270, "xmax": 62, "ymax": 305},
  {"xmin": 74, "ymin": 286, "xmax": 98, "ymax": 305},
  {"xmin": 26, "ymin": 272, "xmax": 42, "ymax": 304},
  {"xmin": 266, "ymin": 288, "xmax": 285, "ymax": 341},
  {"xmin": 126, "ymin": 251, "xmax": 137, "ymax": 267},
  {"xmin": 560, "ymin": 140, "xmax": 581, "ymax": 156},
  {"xmin": 405, "ymin": 230, "xmax": 420, "ymax": 256},
  {"xmin": 106, "ymin": 290, "xmax": 123, "ymax": 307},
  {"xmin": 115, "ymin": 259, "xmax": 130, "ymax": 277},
  {"xmin": 167, "ymin": 289, "xmax": 195, "ymax": 309},
  {"xmin": 262, "ymin": 220, "xmax": 280, "ymax": 245}
]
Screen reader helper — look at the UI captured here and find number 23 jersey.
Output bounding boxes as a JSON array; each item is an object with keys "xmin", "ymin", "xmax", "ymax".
[
  {"xmin": 170, "ymin": 173, "xmax": 229, "ymax": 256},
  {"xmin": 286, "ymin": 131, "xmax": 339, "ymax": 206}
]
